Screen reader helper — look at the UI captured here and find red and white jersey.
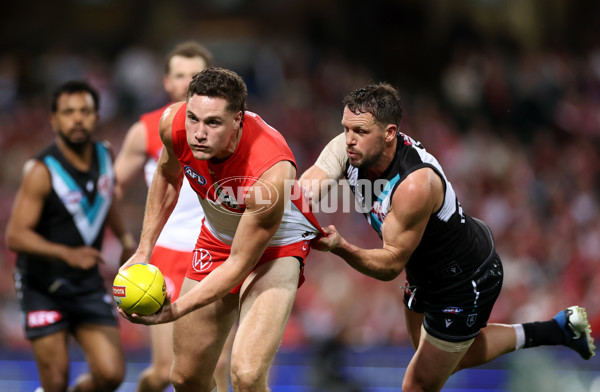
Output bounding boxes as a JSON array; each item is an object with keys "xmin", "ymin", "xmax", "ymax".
[
  {"xmin": 141, "ymin": 104, "xmax": 203, "ymax": 251},
  {"xmin": 171, "ymin": 104, "xmax": 321, "ymax": 246}
]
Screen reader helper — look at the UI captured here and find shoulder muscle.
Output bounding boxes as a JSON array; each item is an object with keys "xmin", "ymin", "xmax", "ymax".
[{"xmin": 159, "ymin": 102, "xmax": 185, "ymax": 151}]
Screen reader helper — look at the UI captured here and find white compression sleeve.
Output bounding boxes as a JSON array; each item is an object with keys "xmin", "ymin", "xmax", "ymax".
[{"xmin": 314, "ymin": 133, "xmax": 347, "ymax": 180}]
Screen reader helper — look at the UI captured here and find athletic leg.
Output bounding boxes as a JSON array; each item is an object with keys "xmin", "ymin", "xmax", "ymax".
[
  {"xmin": 458, "ymin": 306, "xmax": 596, "ymax": 370},
  {"xmin": 230, "ymin": 257, "xmax": 300, "ymax": 392},
  {"xmin": 137, "ymin": 322, "xmax": 174, "ymax": 392},
  {"xmin": 455, "ymin": 323, "xmax": 516, "ymax": 370},
  {"xmin": 404, "ymin": 289, "xmax": 518, "ymax": 380},
  {"xmin": 404, "ymin": 306, "xmax": 469, "ymax": 391},
  {"xmin": 31, "ymin": 330, "xmax": 71, "ymax": 392},
  {"xmin": 71, "ymin": 324, "xmax": 125, "ymax": 392},
  {"xmin": 171, "ymin": 277, "xmax": 238, "ymax": 392},
  {"xmin": 403, "ymin": 327, "xmax": 471, "ymax": 392},
  {"xmin": 215, "ymin": 326, "xmax": 235, "ymax": 392}
]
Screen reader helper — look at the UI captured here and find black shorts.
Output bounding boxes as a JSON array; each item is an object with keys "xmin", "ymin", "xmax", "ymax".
[
  {"xmin": 16, "ymin": 274, "xmax": 118, "ymax": 340},
  {"xmin": 403, "ymin": 253, "xmax": 503, "ymax": 342}
]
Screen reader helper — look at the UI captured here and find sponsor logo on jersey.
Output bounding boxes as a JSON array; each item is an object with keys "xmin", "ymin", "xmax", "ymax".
[
  {"xmin": 64, "ymin": 190, "xmax": 83, "ymax": 205},
  {"xmin": 97, "ymin": 174, "xmax": 112, "ymax": 198},
  {"xmin": 27, "ymin": 310, "xmax": 62, "ymax": 328},
  {"xmin": 184, "ymin": 166, "xmax": 207, "ymax": 185},
  {"xmin": 443, "ymin": 306, "xmax": 463, "ymax": 314},
  {"xmin": 445, "ymin": 318, "xmax": 453, "ymax": 328},
  {"xmin": 192, "ymin": 248, "xmax": 213, "ymax": 272},
  {"xmin": 113, "ymin": 286, "xmax": 126, "ymax": 297}
]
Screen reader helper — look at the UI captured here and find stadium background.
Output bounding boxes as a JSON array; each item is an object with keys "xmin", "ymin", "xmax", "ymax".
[{"xmin": 1, "ymin": 0, "xmax": 600, "ymax": 390}]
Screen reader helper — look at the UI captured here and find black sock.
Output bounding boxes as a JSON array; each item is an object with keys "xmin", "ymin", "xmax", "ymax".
[{"xmin": 522, "ymin": 320, "xmax": 565, "ymax": 348}]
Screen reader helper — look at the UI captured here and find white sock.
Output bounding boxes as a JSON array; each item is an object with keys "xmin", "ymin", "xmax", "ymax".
[
  {"xmin": 512, "ymin": 324, "xmax": 525, "ymax": 350},
  {"xmin": 210, "ymin": 387, "xmax": 218, "ymax": 392}
]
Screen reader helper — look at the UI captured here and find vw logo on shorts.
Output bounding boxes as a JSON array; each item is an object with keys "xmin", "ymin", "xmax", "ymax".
[{"xmin": 192, "ymin": 248, "xmax": 213, "ymax": 272}]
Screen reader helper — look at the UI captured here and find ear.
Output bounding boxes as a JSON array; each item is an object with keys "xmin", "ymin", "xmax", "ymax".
[
  {"xmin": 384, "ymin": 124, "xmax": 397, "ymax": 143},
  {"xmin": 234, "ymin": 111, "xmax": 243, "ymax": 128}
]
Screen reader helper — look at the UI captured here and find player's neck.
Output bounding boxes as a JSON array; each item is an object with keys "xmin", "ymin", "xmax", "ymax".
[
  {"xmin": 56, "ymin": 137, "xmax": 94, "ymax": 171},
  {"xmin": 366, "ymin": 139, "xmax": 396, "ymax": 180}
]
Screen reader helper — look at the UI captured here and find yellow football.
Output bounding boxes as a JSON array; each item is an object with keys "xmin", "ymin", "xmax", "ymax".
[{"xmin": 112, "ymin": 263, "xmax": 166, "ymax": 316}]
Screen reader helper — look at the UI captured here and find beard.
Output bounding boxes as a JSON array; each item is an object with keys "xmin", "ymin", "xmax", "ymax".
[
  {"xmin": 349, "ymin": 153, "xmax": 378, "ymax": 169},
  {"xmin": 348, "ymin": 141, "xmax": 385, "ymax": 170},
  {"xmin": 58, "ymin": 128, "xmax": 92, "ymax": 154}
]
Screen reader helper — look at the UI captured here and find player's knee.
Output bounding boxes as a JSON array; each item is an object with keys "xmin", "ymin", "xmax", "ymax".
[
  {"xmin": 402, "ymin": 375, "xmax": 439, "ymax": 392},
  {"xmin": 170, "ymin": 367, "xmax": 200, "ymax": 391},
  {"xmin": 139, "ymin": 365, "xmax": 171, "ymax": 389},
  {"xmin": 169, "ymin": 366, "xmax": 182, "ymax": 387},
  {"xmin": 230, "ymin": 362, "xmax": 267, "ymax": 391},
  {"xmin": 94, "ymin": 367, "xmax": 125, "ymax": 391}
]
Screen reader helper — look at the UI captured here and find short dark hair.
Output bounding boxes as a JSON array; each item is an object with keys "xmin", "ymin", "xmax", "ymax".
[
  {"xmin": 51, "ymin": 80, "xmax": 99, "ymax": 113},
  {"xmin": 187, "ymin": 67, "xmax": 247, "ymax": 120},
  {"xmin": 165, "ymin": 41, "xmax": 214, "ymax": 74},
  {"xmin": 342, "ymin": 83, "xmax": 403, "ymax": 127}
]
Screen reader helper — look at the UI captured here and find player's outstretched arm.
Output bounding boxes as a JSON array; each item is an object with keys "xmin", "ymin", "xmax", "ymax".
[
  {"xmin": 121, "ymin": 103, "xmax": 184, "ymax": 270},
  {"xmin": 5, "ymin": 160, "xmax": 103, "ymax": 269},
  {"xmin": 313, "ymin": 168, "xmax": 442, "ymax": 281}
]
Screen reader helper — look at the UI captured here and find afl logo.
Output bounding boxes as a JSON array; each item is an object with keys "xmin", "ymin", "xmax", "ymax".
[
  {"xmin": 192, "ymin": 248, "xmax": 213, "ymax": 272},
  {"xmin": 184, "ymin": 166, "xmax": 207, "ymax": 185},
  {"xmin": 206, "ymin": 176, "xmax": 278, "ymax": 216}
]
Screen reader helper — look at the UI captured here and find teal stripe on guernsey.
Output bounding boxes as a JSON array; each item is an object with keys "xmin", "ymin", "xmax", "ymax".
[
  {"xmin": 381, "ymin": 174, "xmax": 400, "ymax": 198},
  {"xmin": 369, "ymin": 174, "xmax": 401, "ymax": 235},
  {"xmin": 96, "ymin": 142, "xmax": 107, "ymax": 175},
  {"xmin": 369, "ymin": 214, "xmax": 383, "ymax": 233},
  {"xmin": 43, "ymin": 151, "xmax": 107, "ymax": 225},
  {"xmin": 83, "ymin": 190, "xmax": 104, "ymax": 222},
  {"xmin": 44, "ymin": 156, "xmax": 78, "ymax": 192}
]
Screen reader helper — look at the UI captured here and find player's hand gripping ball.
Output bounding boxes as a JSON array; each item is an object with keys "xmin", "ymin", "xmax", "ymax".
[{"xmin": 113, "ymin": 263, "xmax": 166, "ymax": 316}]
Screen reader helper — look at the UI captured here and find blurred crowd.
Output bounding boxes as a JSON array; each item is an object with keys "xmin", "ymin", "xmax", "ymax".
[{"xmin": 1, "ymin": 38, "xmax": 599, "ymax": 352}]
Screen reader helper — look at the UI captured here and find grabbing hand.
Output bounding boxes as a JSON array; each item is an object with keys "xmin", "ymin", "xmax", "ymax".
[{"xmin": 311, "ymin": 225, "xmax": 341, "ymax": 252}]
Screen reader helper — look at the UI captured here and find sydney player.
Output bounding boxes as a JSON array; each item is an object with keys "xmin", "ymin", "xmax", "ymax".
[{"xmin": 119, "ymin": 67, "xmax": 321, "ymax": 392}]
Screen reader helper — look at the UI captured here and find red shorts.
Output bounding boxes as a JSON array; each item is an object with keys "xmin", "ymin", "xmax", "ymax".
[
  {"xmin": 150, "ymin": 245, "xmax": 191, "ymax": 301},
  {"xmin": 186, "ymin": 225, "xmax": 311, "ymax": 293}
]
